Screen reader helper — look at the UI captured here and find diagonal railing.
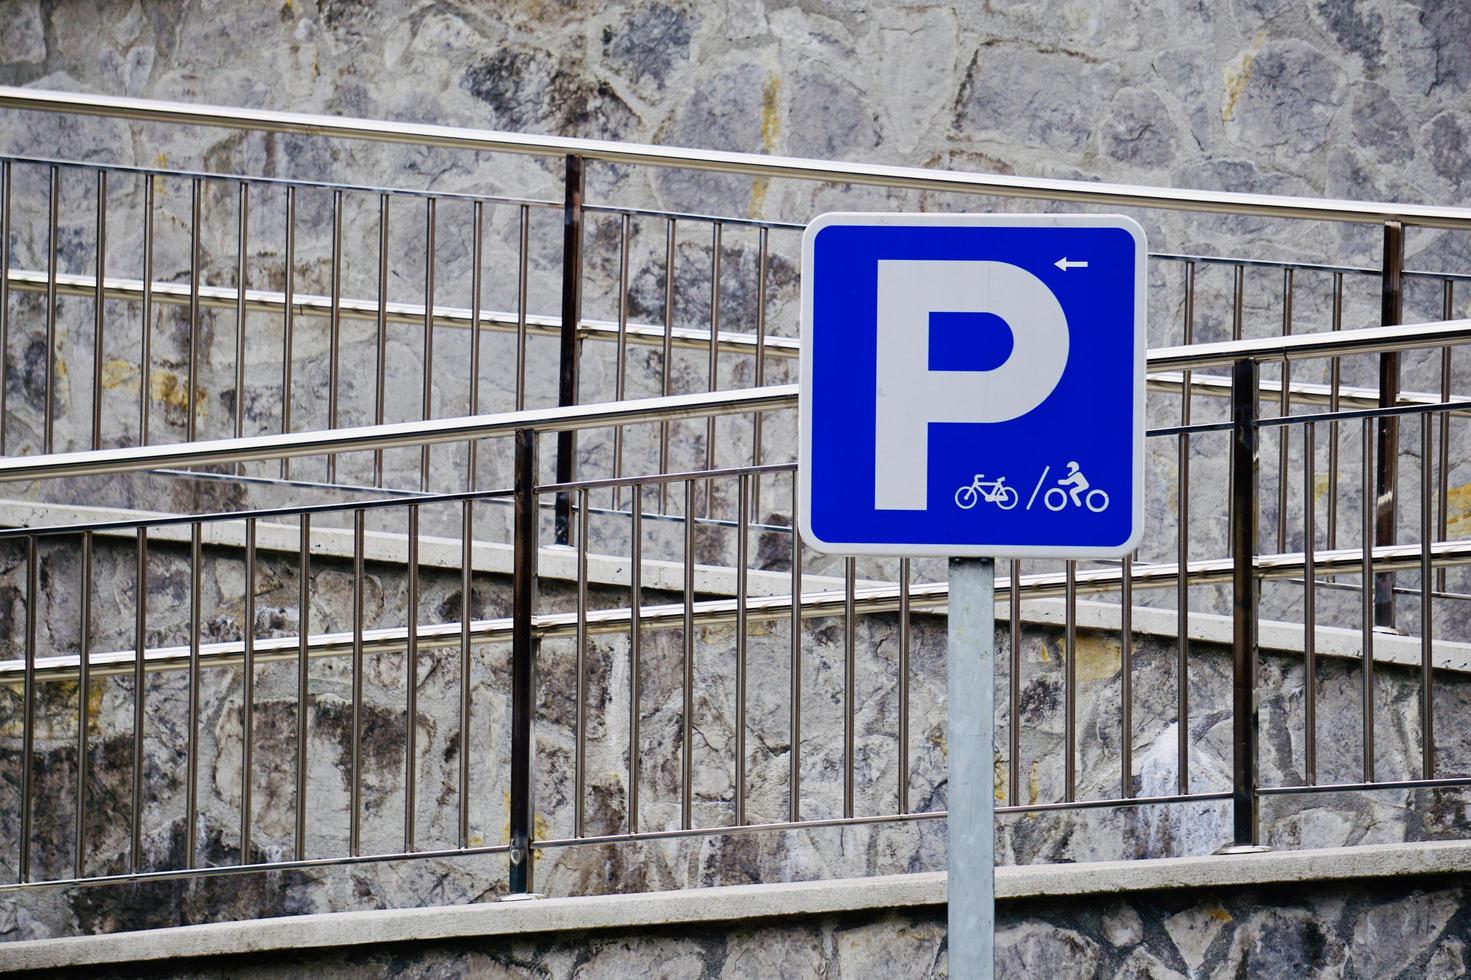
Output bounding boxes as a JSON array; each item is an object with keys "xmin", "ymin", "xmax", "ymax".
[
  {"xmin": 0, "ymin": 317, "xmax": 1467, "ymax": 893},
  {"xmin": 2, "ymin": 90, "xmax": 1471, "ymax": 908}
]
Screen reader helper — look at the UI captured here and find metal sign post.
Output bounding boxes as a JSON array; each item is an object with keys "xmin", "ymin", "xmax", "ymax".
[
  {"xmin": 798, "ymin": 212, "xmax": 1146, "ymax": 980},
  {"xmin": 947, "ymin": 557, "xmax": 995, "ymax": 978}
]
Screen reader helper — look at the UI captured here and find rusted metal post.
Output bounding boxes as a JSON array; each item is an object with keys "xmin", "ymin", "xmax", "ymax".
[
  {"xmin": 510, "ymin": 428, "xmax": 539, "ymax": 892},
  {"xmin": 1375, "ymin": 221, "xmax": 1403, "ymax": 628},
  {"xmin": 1225, "ymin": 357, "xmax": 1266, "ymax": 852},
  {"xmin": 555, "ymin": 155, "xmax": 584, "ymax": 545}
]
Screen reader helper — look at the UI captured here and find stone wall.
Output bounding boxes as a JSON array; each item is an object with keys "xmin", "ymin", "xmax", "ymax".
[
  {"xmin": 4, "ymin": 0, "xmax": 1471, "ymax": 951},
  {"xmin": 4, "ymin": 527, "xmax": 1471, "ymax": 939}
]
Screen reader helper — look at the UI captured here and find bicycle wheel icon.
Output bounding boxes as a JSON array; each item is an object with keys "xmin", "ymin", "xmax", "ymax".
[
  {"xmin": 955, "ymin": 485, "xmax": 979, "ymax": 510},
  {"xmin": 995, "ymin": 486, "xmax": 1020, "ymax": 510}
]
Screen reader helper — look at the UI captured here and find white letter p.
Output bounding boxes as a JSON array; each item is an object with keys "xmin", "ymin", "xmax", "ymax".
[{"xmin": 874, "ymin": 260, "xmax": 1069, "ymax": 510}]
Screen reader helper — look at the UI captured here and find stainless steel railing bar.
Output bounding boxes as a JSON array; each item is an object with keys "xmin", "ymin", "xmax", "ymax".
[
  {"xmin": 0, "ymin": 386, "xmax": 801, "ymax": 484},
  {"xmin": 3, "ymin": 318, "xmax": 1470, "ymax": 485},
  {"xmin": 8, "ymin": 87, "xmax": 1471, "ymax": 228},
  {"xmin": 15, "ymin": 265, "xmax": 1471, "ymax": 377},
  {"xmin": 0, "ymin": 268, "xmax": 802, "ymax": 358},
  {"xmin": 0, "ymin": 152, "xmax": 560, "ymax": 209}
]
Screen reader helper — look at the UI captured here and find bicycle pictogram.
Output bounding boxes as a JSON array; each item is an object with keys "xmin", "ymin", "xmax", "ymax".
[{"xmin": 954, "ymin": 474, "xmax": 1020, "ymax": 511}]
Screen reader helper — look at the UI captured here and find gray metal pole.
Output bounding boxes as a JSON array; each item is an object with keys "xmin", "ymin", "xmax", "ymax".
[{"xmin": 948, "ymin": 556, "xmax": 996, "ymax": 978}]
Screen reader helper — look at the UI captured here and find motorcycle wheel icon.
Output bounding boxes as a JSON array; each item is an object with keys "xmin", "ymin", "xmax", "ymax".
[
  {"xmin": 955, "ymin": 483, "xmax": 1020, "ymax": 510},
  {"xmin": 1044, "ymin": 487, "xmax": 1110, "ymax": 513}
]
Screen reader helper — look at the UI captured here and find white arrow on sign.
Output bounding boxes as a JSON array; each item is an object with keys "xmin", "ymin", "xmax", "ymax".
[{"xmin": 1054, "ymin": 257, "xmax": 1089, "ymax": 271}]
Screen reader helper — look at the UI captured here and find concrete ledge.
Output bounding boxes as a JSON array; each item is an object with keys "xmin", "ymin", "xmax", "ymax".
[
  {"xmin": 0, "ymin": 500, "xmax": 867, "ymax": 598},
  {"xmin": 6, "ymin": 839, "xmax": 1471, "ymax": 972},
  {"xmin": 10, "ymin": 502, "xmax": 1469, "ymax": 675}
]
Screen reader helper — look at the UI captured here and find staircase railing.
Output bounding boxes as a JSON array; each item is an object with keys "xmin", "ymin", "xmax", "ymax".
[
  {"xmin": 2, "ymin": 90, "xmax": 1471, "ymax": 900},
  {"xmin": 0, "ymin": 318, "xmax": 1466, "ymax": 892}
]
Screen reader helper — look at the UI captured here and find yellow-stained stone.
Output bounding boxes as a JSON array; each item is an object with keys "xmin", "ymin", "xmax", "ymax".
[
  {"xmin": 100, "ymin": 359, "xmax": 140, "ymax": 391},
  {"xmin": 1075, "ymin": 634, "xmax": 1122, "ymax": 685}
]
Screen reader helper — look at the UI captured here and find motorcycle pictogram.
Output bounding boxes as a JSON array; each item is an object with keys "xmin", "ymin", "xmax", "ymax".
[{"xmin": 1042, "ymin": 461, "xmax": 1109, "ymax": 513}]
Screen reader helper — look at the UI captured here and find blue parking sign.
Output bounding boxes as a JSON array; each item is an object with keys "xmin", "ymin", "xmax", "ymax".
[{"xmin": 798, "ymin": 213, "xmax": 1146, "ymax": 558}]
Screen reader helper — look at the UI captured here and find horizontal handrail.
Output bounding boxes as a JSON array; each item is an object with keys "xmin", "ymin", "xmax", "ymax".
[
  {"xmin": 8, "ymin": 88, "xmax": 1471, "ymax": 229},
  {"xmin": 0, "ymin": 385, "xmax": 799, "ymax": 483},
  {"xmin": 1147, "ymin": 318, "xmax": 1471, "ymax": 371},
  {"xmin": 2, "ymin": 268, "xmax": 800, "ymax": 359},
  {"xmin": 0, "ymin": 317, "xmax": 1466, "ymax": 485}
]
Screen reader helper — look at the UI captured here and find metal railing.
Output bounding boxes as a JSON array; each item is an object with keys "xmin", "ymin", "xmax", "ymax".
[
  {"xmin": 0, "ymin": 318, "xmax": 1468, "ymax": 894},
  {"xmin": 4, "ymin": 90, "xmax": 1471, "ymax": 586},
  {"xmin": 2, "ymin": 90, "xmax": 1471, "ymax": 900}
]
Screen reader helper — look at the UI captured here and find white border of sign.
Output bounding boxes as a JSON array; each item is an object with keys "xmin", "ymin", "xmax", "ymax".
[{"xmin": 797, "ymin": 211, "xmax": 1147, "ymax": 559}]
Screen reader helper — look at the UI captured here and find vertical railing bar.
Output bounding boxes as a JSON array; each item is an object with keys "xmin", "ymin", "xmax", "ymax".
[
  {"xmin": 405, "ymin": 504, "xmax": 420, "ymax": 852},
  {"xmin": 187, "ymin": 178, "xmax": 202, "ymax": 445},
  {"xmin": 350, "ymin": 509, "xmax": 365, "ymax": 855},
  {"xmin": 750, "ymin": 226, "xmax": 769, "ymax": 521},
  {"xmin": 241, "ymin": 518, "xmax": 257, "ymax": 861},
  {"xmin": 1437, "ymin": 280, "xmax": 1453, "ymax": 593},
  {"xmin": 1226, "ymin": 264, "xmax": 1244, "ymax": 534},
  {"xmin": 1276, "ymin": 269, "xmax": 1293, "ymax": 553},
  {"xmin": 1231, "ymin": 263, "xmax": 1244, "ymax": 341},
  {"xmin": 735, "ymin": 472, "xmax": 749, "ymax": 826},
  {"xmin": 514, "ymin": 204, "xmax": 529, "ymax": 412},
  {"xmin": 681, "ymin": 478, "xmax": 696, "ymax": 830},
  {"xmin": 1328, "ymin": 271, "xmax": 1343, "ymax": 549},
  {"xmin": 574, "ymin": 486, "xmax": 589, "ymax": 838},
  {"xmin": 186, "ymin": 524, "xmax": 202, "ymax": 868},
  {"xmin": 0, "ymin": 160, "xmax": 9, "ymax": 455},
  {"xmin": 1375, "ymin": 221, "xmax": 1404, "ymax": 628},
  {"xmin": 1421, "ymin": 412, "xmax": 1434, "ymax": 781},
  {"xmin": 278, "ymin": 185, "xmax": 293, "ymax": 477},
  {"xmin": 419, "ymin": 198, "xmax": 435, "ymax": 493},
  {"xmin": 1007, "ymin": 558, "xmax": 1021, "ymax": 809},
  {"xmin": 1177, "ymin": 260, "xmax": 1194, "ymax": 796},
  {"xmin": 789, "ymin": 477, "xmax": 802, "ymax": 823},
  {"xmin": 554, "ymin": 155, "xmax": 584, "ymax": 547},
  {"xmin": 131, "ymin": 529, "xmax": 147, "ymax": 872},
  {"xmin": 1064, "ymin": 562, "xmax": 1077, "ymax": 803},
  {"xmin": 457, "ymin": 498, "xmax": 473, "ymax": 850},
  {"xmin": 628, "ymin": 485, "xmax": 642, "ymax": 835},
  {"xmin": 1229, "ymin": 357, "xmax": 1260, "ymax": 848},
  {"xmin": 467, "ymin": 201, "xmax": 483, "ymax": 489},
  {"xmin": 843, "ymin": 555, "xmax": 856, "ymax": 820},
  {"xmin": 43, "ymin": 165, "xmax": 58, "ymax": 454},
  {"xmin": 325, "ymin": 189, "xmax": 341, "ymax": 480},
  {"xmin": 704, "ymin": 222, "xmax": 722, "ymax": 518},
  {"xmin": 295, "ymin": 515, "xmax": 309, "ymax": 862},
  {"xmin": 1303, "ymin": 421, "xmax": 1317, "ymax": 787},
  {"xmin": 19, "ymin": 536, "xmax": 37, "ymax": 883},
  {"xmin": 460, "ymin": 203, "xmax": 483, "ymax": 852},
  {"xmin": 898, "ymin": 557, "xmax": 911, "ymax": 815},
  {"xmin": 373, "ymin": 195, "xmax": 389, "ymax": 486},
  {"xmin": 1121, "ymin": 555, "xmax": 1134, "ymax": 800},
  {"xmin": 74, "ymin": 532, "xmax": 93, "ymax": 878},
  {"xmin": 1360, "ymin": 417, "xmax": 1376, "ymax": 784},
  {"xmin": 91, "ymin": 171, "xmax": 106, "ymax": 450},
  {"xmin": 234, "ymin": 183, "xmax": 250, "ymax": 445},
  {"xmin": 658, "ymin": 219, "xmax": 676, "ymax": 513},
  {"xmin": 139, "ymin": 175, "xmax": 154, "ymax": 447},
  {"xmin": 509, "ymin": 428, "xmax": 538, "ymax": 893},
  {"xmin": 612, "ymin": 213, "xmax": 631, "ymax": 511}
]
